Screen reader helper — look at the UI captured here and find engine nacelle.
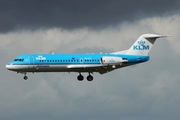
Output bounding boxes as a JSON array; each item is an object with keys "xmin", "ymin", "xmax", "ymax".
[{"xmin": 101, "ymin": 56, "xmax": 127, "ymax": 65}]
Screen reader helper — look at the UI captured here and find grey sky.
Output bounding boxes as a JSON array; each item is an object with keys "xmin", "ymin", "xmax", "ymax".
[
  {"xmin": 0, "ymin": 0, "xmax": 179, "ymax": 32},
  {"xmin": 0, "ymin": 1, "xmax": 180, "ymax": 120}
]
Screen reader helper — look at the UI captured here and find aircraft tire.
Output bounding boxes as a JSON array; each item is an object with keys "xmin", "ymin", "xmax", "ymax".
[
  {"xmin": 87, "ymin": 75, "xmax": 93, "ymax": 81},
  {"xmin": 24, "ymin": 76, "xmax": 28, "ymax": 80},
  {"xmin": 77, "ymin": 75, "xmax": 84, "ymax": 81}
]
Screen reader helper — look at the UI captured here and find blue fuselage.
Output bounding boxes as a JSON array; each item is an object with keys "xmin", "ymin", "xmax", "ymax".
[{"xmin": 6, "ymin": 53, "xmax": 149, "ymax": 73}]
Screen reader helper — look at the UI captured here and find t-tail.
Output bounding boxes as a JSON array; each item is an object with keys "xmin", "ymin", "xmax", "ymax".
[{"xmin": 114, "ymin": 34, "xmax": 169, "ymax": 55}]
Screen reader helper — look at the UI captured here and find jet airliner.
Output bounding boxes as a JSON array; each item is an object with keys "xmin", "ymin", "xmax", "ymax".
[{"xmin": 6, "ymin": 34, "xmax": 168, "ymax": 81}]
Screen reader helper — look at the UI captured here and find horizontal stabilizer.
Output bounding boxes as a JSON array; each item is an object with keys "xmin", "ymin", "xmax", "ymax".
[{"xmin": 143, "ymin": 34, "xmax": 171, "ymax": 39}]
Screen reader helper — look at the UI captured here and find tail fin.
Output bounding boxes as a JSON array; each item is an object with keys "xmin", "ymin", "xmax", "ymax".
[{"xmin": 126, "ymin": 34, "xmax": 169, "ymax": 55}]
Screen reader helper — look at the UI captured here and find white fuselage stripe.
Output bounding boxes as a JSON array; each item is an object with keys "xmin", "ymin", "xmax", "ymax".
[{"xmin": 6, "ymin": 64, "xmax": 104, "ymax": 72}]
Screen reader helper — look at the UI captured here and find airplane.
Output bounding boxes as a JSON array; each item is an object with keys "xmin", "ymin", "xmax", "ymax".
[{"xmin": 6, "ymin": 34, "xmax": 168, "ymax": 81}]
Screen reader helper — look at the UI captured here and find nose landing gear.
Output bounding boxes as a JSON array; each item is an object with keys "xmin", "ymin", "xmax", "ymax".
[
  {"xmin": 24, "ymin": 75, "xmax": 28, "ymax": 80},
  {"xmin": 23, "ymin": 73, "xmax": 28, "ymax": 80},
  {"xmin": 18, "ymin": 72, "xmax": 28, "ymax": 80}
]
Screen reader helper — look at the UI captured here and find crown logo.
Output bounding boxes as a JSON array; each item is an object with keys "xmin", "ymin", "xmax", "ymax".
[{"xmin": 138, "ymin": 40, "xmax": 145, "ymax": 45}]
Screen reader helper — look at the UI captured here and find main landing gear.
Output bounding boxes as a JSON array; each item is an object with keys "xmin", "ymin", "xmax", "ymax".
[
  {"xmin": 77, "ymin": 73, "xmax": 93, "ymax": 81},
  {"xmin": 77, "ymin": 74, "xmax": 84, "ymax": 81},
  {"xmin": 87, "ymin": 75, "xmax": 93, "ymax": 81}
]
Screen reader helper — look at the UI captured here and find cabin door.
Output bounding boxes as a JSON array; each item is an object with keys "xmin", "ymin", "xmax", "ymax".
[{"xmin": 80, "ymin": 58, "xmax": 84, "ymax": 64}]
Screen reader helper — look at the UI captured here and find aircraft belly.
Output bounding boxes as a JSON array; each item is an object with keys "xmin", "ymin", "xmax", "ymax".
[
  {"xmin": 20, "ymin": 64, "xmax": 101, "ymax": 72},
  {"xmin": 25, "ymin": 64, "xmax": 97, "ymax": 72},
  {"xmin": 30, "ymin": 65, "xmax": 67, "ymax": 72}
]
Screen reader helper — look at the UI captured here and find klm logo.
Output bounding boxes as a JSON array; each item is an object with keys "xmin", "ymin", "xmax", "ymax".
[
  {"xmin": 36, "ymin": 56, "xmax": 46, "ymax": 60},
  {"xmin": 109, "ymin": 59, "xmax": 115, "ymax": 63},
  {"xmin": 133, "ymin": 40, "xmax": 149, "ymax": 50}
]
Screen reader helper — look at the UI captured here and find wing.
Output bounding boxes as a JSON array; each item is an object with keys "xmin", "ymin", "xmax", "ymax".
[{"xmin": 66, "ymin": 64, "xmax": 122, "ymax": 74}]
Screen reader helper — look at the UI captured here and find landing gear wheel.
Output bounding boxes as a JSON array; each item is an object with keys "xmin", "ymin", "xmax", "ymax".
[
  {"xmin": 87, "ymin": 75, "xmax": 93, "ymax": 81},
  {"xmin": 77, "ymin": 75, "xmax": 84, "ymax": 81},
  {"xmin": 24, "ymin": 76, "xmax": 28, "ymax": 80}
]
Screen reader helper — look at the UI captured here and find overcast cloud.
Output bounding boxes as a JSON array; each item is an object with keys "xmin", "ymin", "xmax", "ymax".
[
  {"xmin": 0, "ymin": 0, "xmax": 180, "ymax": 32},
  {"xmin": 0, "ymin": 1, "xmax": 180, "ymax": 120}
]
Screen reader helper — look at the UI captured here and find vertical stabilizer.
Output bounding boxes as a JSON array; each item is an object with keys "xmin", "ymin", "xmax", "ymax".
[{"xmin": 126, "ymin": 34, "xmax": 168, "ymax": 55}]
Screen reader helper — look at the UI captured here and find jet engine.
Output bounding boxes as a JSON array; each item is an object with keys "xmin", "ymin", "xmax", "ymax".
[{"xmin": 101, "ymin": 56, "xmax": 127, "ymax": 65}]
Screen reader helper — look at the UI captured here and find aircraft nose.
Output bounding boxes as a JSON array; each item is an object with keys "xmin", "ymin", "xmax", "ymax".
[
  {"xmin": 6, "ymin": 64, "xmax": 26, "ymax": 71},
  {"xmin": 6, "ymin": 64, "xmax": 14, "ymax": 71},
  {"xmin": 6, "ymin": 64, "xmax": 12, "ymax": 70}
]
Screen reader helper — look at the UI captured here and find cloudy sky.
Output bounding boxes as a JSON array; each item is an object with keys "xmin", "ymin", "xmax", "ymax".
[{"xmin": 0, "ymin": 0, "xmax": 180, "ymax": 120}]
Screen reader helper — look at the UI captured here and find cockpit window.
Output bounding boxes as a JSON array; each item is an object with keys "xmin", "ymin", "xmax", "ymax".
[
  {"xmin": 14, "ymin": 59, "xmax": 18, "ymax": 61},
  {"xmin": 14, "ymin": 59, "xmax": 24, "ymax": 62},
  {"xmin": 19, "ymin": 59, "xmax": 24, "ymax": 61}
]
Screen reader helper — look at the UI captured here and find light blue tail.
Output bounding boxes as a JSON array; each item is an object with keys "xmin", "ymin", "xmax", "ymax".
[{"xmin": 126, "ymin": 34, "xmax": 168, "ymax": 55}]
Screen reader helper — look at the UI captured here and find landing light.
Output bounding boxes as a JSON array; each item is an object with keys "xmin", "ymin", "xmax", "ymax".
[{"xmin": 112, "ymin": 65, "xmax": 116, "ymax": 68}]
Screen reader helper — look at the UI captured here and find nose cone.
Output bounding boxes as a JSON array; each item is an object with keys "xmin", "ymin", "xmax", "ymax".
[
  {"xmin": 6, "ymin": 62, "xmax": 16, "ymax": 71},
  {"xmin": 6, "ymin": 63, "xmax": 27, "ymax": 71},
  {"xmin": 6, "ymin": 64, "xmax": 13, "ymax": 70}
]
